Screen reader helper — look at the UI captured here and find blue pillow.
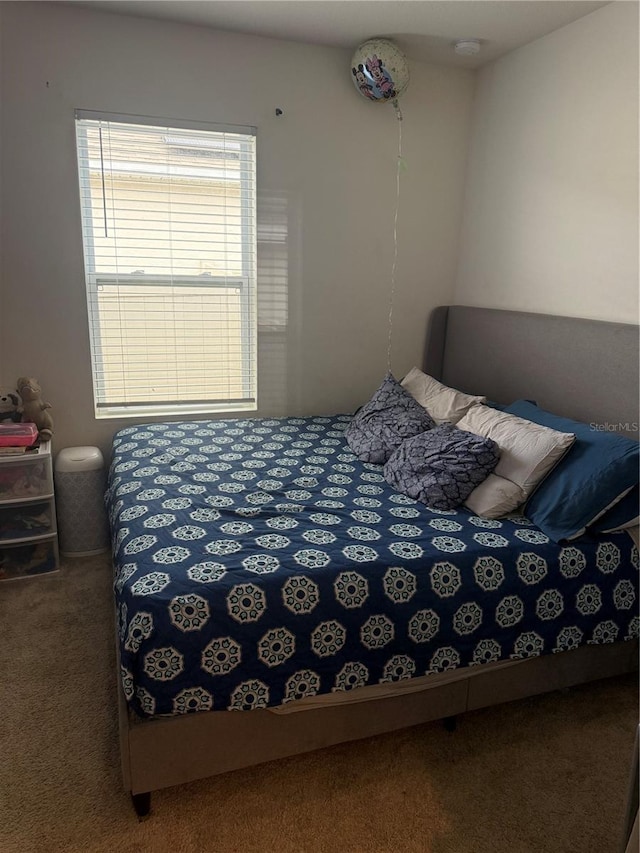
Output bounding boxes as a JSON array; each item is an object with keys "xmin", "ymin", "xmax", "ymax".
[
  {"xmin": 503, "ymin": 400, "xmax": 639, "ymax": 542},
  {"xmin": 345, "ymin": 373, "xmax": 435, "ymax": 465},
  {"xmin": 486, "ymin": 399, "xmax": 536, "ymax": 412},
  {"xmin": 591, "ymin": 484, "xmax": 639, "ymax": 533},
  {"xmin": 383, "ymin": 423, "xmax": 500, "ymax": 510}
]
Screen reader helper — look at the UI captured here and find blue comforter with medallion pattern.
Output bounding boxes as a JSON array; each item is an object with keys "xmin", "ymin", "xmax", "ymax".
[{"xmin": 107, "ymin": 415, "xmax": 639, "ymax": 718}]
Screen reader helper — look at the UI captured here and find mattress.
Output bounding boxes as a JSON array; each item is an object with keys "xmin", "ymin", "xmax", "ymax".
[{"xmin": 107, "ymin": 415, "xmax": 639, "ymax": 719}]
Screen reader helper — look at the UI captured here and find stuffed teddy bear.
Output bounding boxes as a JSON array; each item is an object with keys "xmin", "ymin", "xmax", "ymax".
[
  {"xmin": 16, "ymin": 377, "xmax": 54, "ymax": 440},
  {"xmin": 0, "ymin": 388, "xmax": 21, "ymax": 423}
]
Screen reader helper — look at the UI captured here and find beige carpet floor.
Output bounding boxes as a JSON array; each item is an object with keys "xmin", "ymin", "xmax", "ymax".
[{"xmin": 0, "ymin": 554, "xmax": 637, "ymax": 853}]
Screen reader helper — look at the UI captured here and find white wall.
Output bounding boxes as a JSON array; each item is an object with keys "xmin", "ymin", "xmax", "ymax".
[
  {"xmin": 0, "ymin": 2, "xmax": 474, "ymax": 455},
  {"xmin": 455, "ymin": 1, "xmax": 639, "ymax": 323}
]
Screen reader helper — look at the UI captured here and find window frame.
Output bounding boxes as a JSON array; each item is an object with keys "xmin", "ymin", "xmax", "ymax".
[{"xmin": 75, "ymin": 110, "xmax": 258, "ymax": 420}]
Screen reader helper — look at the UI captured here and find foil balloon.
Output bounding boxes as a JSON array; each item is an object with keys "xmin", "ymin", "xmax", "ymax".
[{"xmin": 350, "ymin": 38, "xmax": 409, "ymax": 104}]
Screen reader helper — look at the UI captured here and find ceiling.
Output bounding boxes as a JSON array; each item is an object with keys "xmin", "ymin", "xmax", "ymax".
[{"xmin": 68, "ymin": 0, "xmax": 610, "ymax": 68}]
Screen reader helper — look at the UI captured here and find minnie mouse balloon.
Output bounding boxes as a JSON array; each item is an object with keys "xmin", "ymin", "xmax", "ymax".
[{"xmin": 351, "ymin": 38, "xmax": 409, "ymax": 104}]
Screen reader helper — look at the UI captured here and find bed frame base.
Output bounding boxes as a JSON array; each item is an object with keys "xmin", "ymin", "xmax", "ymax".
[
  {"xmin": 119, "ymin": 639, "xmax": 637, "ymax": 801},
  {"xmin": 127, "ymin": 714, "xmax": 461, "ymax": 815}
]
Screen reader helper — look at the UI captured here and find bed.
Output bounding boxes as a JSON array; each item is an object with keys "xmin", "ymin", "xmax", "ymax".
[{"xmin": 109, "ymin": 305, "xmax": 639, "ymax": 815}]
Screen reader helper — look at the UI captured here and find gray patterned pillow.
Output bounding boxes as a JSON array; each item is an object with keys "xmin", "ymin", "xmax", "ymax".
[
  {"xmin": 384, "ymin": 423, "xmax": 500, "ymax": 510},
  {"xmin": 346, "ymin": 374, "xmax": 436, "ymax": 465}
]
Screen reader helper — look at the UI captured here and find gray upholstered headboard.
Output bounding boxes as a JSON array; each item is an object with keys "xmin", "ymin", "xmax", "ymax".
[{"xmin": 424, "ymin": 306, "xmax": 639, "ymax": 439}]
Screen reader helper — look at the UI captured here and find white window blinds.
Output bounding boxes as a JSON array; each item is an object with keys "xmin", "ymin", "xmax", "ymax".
[{"xmin": 75, "ymin": 111, "xmax": 257, "ymax": 418}]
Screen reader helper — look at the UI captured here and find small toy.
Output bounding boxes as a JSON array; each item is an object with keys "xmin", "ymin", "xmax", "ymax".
[
  {"xmin": 0, "ymin": 388, "xmax": 21, "ymax": 423},
  {"xmin": 16, "ymin": 377, "xmax": 54, "ymax": 440}
]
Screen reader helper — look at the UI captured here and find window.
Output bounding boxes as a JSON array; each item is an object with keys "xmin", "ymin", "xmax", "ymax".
[{"xmin": 75, "ymin": 111, "xmax": 257, "ymax": 418}]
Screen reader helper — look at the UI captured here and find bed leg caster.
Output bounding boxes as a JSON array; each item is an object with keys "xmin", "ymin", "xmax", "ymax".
[
  {"xmin": 131, "ymin": 791, "xmax": 151, "ymax": 819},
  {"xmin": 443, "ymin": 715, "xmax": 457, "ymax": 733}
]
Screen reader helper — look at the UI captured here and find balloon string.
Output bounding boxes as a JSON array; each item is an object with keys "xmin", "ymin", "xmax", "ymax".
[{"xmin": 386, "ymin": 109, "xmax": 403, "ymax": 373}]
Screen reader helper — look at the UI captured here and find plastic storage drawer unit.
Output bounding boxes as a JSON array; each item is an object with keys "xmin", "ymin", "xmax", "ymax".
[
  {"xmin": 54, "ymin": 446, "xmax": 109, "ymax": 557},
  {"xmin": 0, "ymin": 441, "xmax": 59, "ymax": 581}
]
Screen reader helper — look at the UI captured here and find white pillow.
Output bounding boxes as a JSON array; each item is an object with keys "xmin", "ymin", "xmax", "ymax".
[
  {"xmin": 456, "ymin": 405, "xmax": 575, "ymax": 519},
  {"xmin": 464, "ymin": 473, "xmax": 526, "ymax": 519},
  {"xmin": 401, "ymin": 367, "xmax": 486, "ymax": 425}
]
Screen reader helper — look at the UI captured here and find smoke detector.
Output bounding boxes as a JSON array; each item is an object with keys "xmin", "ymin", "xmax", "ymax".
[{"xmin": 454, "ymin": 39, "xmax": 481, "ymax": 56}]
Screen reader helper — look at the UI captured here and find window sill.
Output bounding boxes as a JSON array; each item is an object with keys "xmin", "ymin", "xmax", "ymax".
[{"xmin": 95, "ymin": 401, "xmax": 258, "ymax": 420}]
